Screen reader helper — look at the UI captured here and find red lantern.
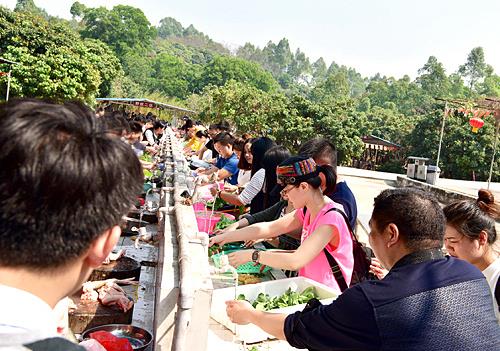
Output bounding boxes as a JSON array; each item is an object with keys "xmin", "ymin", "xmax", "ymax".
[{"xmin": 469, "ymin": 117, "xmax": 484, "ymax": 133}]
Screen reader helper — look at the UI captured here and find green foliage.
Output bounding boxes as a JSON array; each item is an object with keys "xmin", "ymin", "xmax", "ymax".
[
  {"xmin": 14, "ymin": 0, "xmax": 48, "ymax": 19},
  {"xmin": 200, "ymin": 56, "xmax": 279, "ymax": 92},
  {"xmin": 0, "ymin": 8, "xmax": 120, "ymax": 102},
  {"xmin": 409, "ymin": 108, "xmax": 499, "ymax": 181},
  {"xmin": 76, "ymin": 3, "xmax": 156, "ymax": 59}
]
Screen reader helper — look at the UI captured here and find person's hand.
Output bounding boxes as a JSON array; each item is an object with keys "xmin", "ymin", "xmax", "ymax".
[
  {"xmin": 370, "ymin": 257, "xmax": 389, "ymax": 280},
  {"xmin": 209, "ymin": 233, "xmax": 227, "ymax": 247},
  {"xmin": 228, "ymin": 250, "xmax": 252, "ymax": 267},
  {"xmin": 226, "ymin": 300, "xmax": 255, "ymax": 325},
  {"xmin": 197, "ymin": 167, "xmax": 206, "ymax": 174},
  {"xmin": 213, "ymin": 222, "xmax": 239, "ymax": 236},
  {"xmin": 224, "ymin": 184, "xmax": 238, "ymax": 193},
  {"xmin": 209, "ymin": 186, "xmax": 218, "ymax": 197}
]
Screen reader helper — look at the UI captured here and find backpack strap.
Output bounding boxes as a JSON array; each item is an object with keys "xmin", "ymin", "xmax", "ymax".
[{"xmin": 321, "ymin": 207, "xmax": 350, "ymax": 292}]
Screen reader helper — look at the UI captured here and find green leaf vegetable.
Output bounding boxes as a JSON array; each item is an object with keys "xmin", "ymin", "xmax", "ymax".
[
  {"xmin": 206, "ymin": 197, "xmax": 227, "ymax": 211},
  {"xmin": 214, "ymin": 215, "xmax": 237, "ymax": 231},
  {"xmin": 236, "ymin": 287, "xmax": 317, "ymax": 311}
]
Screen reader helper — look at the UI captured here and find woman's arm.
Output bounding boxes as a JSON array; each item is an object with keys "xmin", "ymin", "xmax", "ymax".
[
  {"xmin": 228, "ymin": 224, "xmax": 337, "ymax": 270},
  {"xmin": 245, "ymin": 201, "xmax": 286, "ymax": 225},
  {"xmin": 209, "ymin": 211, "xmax": 301, "ymax": 246}
]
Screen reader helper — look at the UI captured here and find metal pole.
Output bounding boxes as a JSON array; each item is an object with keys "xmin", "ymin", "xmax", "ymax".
[
  {"xmin": 6, "ymin": 69, "xmax": 12, "ymax": 101},
  {"xmin": 487, "ymin": 117, "xmax": 500, "ymax": 189},
  {"xmin": 436, "ymin": 102, "xmax": 448, "ymax": 168}
]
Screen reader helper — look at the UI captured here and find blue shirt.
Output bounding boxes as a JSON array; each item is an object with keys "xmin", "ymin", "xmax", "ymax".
[
  {"xmin": 284, "ymin": 251, "xmax": 500, "ymax": 350},
  {"xmin": 328, "ymin": 181, "xmax": 358, "ymax": 230},
  {"xmin": 215, "ymin": 153, "xmax": 239, "ymax": 185}
]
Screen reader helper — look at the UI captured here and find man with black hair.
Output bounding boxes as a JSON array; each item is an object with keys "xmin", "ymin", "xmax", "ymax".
[
  {"xmin": 227, "ymin": 188, "xmax": 500, "ymax": 350},
  {"xmin": 298, "ymin": 138, "xmax": 358, "ymax": 229},
  {"xmin": 0, "ymin": 99, "xmax": 143, "ymax": 350},
  {"xmin": 144, "ymin": 121, "xmax": 164, "ymax": 146},
  {"xmin": 198, "ymin": 131, "xmax": 239, "ymax": 185}
]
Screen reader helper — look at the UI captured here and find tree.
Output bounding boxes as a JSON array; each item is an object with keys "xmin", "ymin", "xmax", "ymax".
[
  {"xmin": 0, "ymin": 7, "xmax": 120, "ymax": 103},
  {"xmin": 152, "ymin": 53, "xmax": 199, "ymax": 99},
  {"xmin": 458, "ymin": 47, "xmax": 490, "ymax": 93},
  {"xmin": 157, "ymin": 17, "xmax": 184, "ymax": 38},
  {"xmin": 76, "ymin": 4, "xmax": 156, "ymax": 59},
  {"xmin": 199, "ymin": 55, "xmax": 278, "ymax": 92},
  {"xmin": 14, "ymin": 0, "xmax": 48, "ymax": 18},
  {"xmin": 312, "ymin": 58, "xmax": 327, "ymax": 84},
  {"xmin": 416, "ymin": 56, "xmax": 451, "ymax": 103}
]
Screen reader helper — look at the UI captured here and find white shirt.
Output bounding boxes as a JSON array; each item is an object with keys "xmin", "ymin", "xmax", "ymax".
[
  {"xmin": 482, "ymin": 257, "xmax": 500, "ymax": 323},
  {"xmin": 238, "ymin": 168, "xmax": 265, "ymax": 205},
  {"xmin": 0, "ymin": 284, "xmax": 58, "ymax": 347},
  {"xmin": 237, "ymin": 169, "xmax": 251, "ymax": 188}
]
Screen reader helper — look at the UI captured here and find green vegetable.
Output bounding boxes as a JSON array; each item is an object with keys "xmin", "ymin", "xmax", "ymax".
[
  {"xmin": 143, "ymin": 169, "xmax": 153, "ymax": 179},
  {"xmin": 214, "ymin": 215, "xmax": 237, "ymax": 231},
  {"xmin": 139, "ymin": 153, "xmax": 153, "ymax": 162},
  {"xmin": 206, "ymin": 197, "xmax": 227, "ymax": 211},
  {"xmin": 235, "ymin": 287, "xmax": 318, "ymax": 311}
]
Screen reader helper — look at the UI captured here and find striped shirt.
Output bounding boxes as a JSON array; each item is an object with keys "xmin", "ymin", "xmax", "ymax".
[{"xmin": 238, "ymin": 168, "xmax": 265, "ymax": 205}]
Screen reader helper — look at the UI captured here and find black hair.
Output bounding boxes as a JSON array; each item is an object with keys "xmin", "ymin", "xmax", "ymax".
[
  {"xmin": 298, "ymin": 137, "xmax": 338, "ymax": 173},
  {"xmin": 195, "ymin": 129, "xmax": 209, "ymax": 139},
  {"xmin": 100, "ymin": 111, "xmax": 130, "ymax": 136},
  {"xmin": 372, "ymin": 188, "xmax": 445, "ymax": 251},
  {"xmin": 0, "ymin": 99, "xmax": 143, "ymax": 270},
  {"xmin": 236, "ymin": 138, "xmax": 254, "ymax": 171},
  {"xmin": 278, "ymin": 155, "xmax": 336, "ymax": 195},
  {"xmin": 129, "ymin": 121, "xmax": 143, "ymax": 134},
  {"xmin": 443, "ymin": 189, "xmax": 499, "ymax": 245},
  {"xmin": 208, "ymin": 123, "xmax": 219, "ymax": 130},
  {"xmin": 250, "ymin": 137, "xmax": 276, "ymax": 176},
  {"xmin": 181, "ymin": 119, "xmax": 193, "ymax": 131},
  {"xmin": 217, "ymin": 120, "xmax": 231, "ymax": 132},
  {"xmin": 153, "ymin": 121, "xmax": 164, "ymax": 130},
  {"xmin": 262, "ymin": 146, "xmax": 291, "ymax": 205},
  {"xmin": 212, "ymin": 131, "xmax": 234, "ymax": 147}
]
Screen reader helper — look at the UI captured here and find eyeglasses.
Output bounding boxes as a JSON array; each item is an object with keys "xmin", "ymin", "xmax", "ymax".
[{"xmin": 280, "ymin": 185, "xmax": 297, "ymax": 196}]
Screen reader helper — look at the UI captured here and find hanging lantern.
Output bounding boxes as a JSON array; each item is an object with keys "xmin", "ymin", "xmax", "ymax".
[{"xmin": 469, "ymin": 116, "xmax": 484, "ymax": 133}]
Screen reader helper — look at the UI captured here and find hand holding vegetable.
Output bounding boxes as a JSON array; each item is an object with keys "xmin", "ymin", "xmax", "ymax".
[
  {"xmin": 226, "ymin": 299, "xmax": 254, "ymax": 325},
  {"xmin": 209, "ymin": 233, "xmax": 227, "ymax": 247}
]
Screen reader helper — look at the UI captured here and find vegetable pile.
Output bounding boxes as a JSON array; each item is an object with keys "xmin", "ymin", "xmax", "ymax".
[
  {"xmin": 236, "ymin": 286, "xmax": 317, "ymax": 311},
  {"xmin": 214, "ymin": 215, "xmax": 237, "ymax": 231},
  {"xmin": 206, "ymin": 197, "xmax": 227, "ymax": 210}
]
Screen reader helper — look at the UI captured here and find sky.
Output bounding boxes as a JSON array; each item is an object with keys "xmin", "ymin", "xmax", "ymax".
[{"xmin": 2, "ymin": 0, "xmax": 499, "ymax": 79}]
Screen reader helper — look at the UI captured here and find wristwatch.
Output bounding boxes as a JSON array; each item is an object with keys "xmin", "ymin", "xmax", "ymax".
[{"xmin": 251, "ymin": 250, "xmax": 260, "ymax": 263}]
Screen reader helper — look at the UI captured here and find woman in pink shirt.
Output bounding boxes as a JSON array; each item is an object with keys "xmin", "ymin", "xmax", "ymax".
[{"xmin": 210, "ymin": 156, "xmax": 354, "ymax": 293}]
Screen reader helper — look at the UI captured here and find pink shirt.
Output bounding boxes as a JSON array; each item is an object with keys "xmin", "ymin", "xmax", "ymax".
[{"xmin": 296, "ymin": 201, "xmax": 354, "ymax": 293}]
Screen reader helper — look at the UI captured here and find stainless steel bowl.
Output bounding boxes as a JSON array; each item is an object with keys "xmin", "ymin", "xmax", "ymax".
[{"xmin": 82, "ymin": 324, "xmax": 153, "ymax": 351}]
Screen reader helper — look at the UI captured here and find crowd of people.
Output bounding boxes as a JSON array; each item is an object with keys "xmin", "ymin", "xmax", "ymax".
[{"xmin": 0, "ymin": 98, "xmax": 498, "ymax": 350}]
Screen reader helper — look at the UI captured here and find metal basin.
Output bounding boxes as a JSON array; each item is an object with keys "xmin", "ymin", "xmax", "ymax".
[{"xmin": 82, "ymin": 324, "xmax": 153, "ymax": 351}]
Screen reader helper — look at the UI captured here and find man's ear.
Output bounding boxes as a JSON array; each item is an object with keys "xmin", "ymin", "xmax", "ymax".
[
  {"xmin": 386, "ymin": 223, "xmax": 400, "ymax": 248},
  {"xmin": 84, "ymin": 226, "xmax": 122, "ymax": 268}
]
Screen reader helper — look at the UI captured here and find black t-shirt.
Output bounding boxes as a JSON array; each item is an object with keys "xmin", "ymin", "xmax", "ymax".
[{"xmin": 205, "ymin": 139, "xmax": 219, "ymax": 159}]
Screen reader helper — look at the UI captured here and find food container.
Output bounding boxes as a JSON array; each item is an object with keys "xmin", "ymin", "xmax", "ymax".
[
  {"xmin": 195, "ymin": 211, "xmax": 235, "ymax": 234},
  {"xmin": 210, "ymin": 276, "xmax": 338, "ymax": 343},
  {"xmin": 81, "ymin": 324, "xmax": 152, "ymax": 351}
]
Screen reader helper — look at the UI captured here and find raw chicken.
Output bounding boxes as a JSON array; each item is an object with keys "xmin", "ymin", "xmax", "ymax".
[
  {"xmin": 80, "ymin": 278, "xmax": 138, "ymax": 312},
  {"xmin": 98, "ymin": 284, "xmax": 134, "ymax": 312}
]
